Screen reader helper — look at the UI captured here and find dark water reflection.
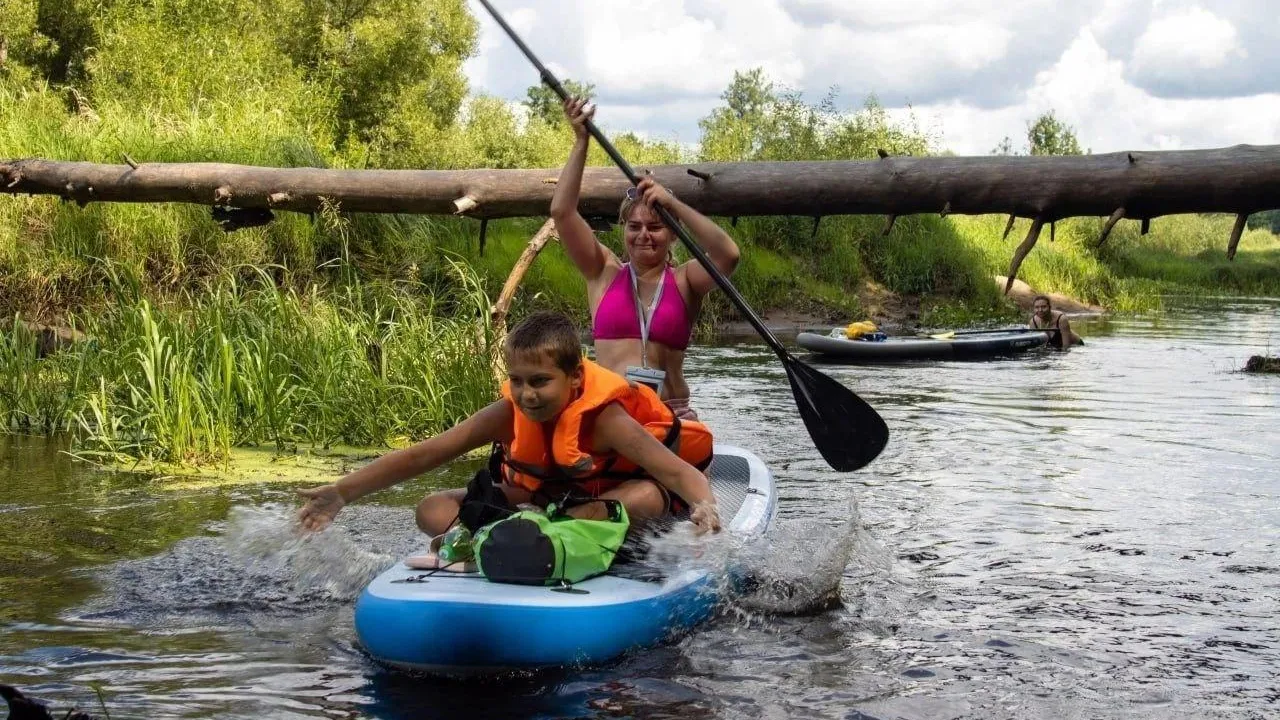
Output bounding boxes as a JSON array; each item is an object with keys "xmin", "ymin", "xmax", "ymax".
[{"xmin": 2, "ymin": 297, "xmax": 1278, "ymax": 719}]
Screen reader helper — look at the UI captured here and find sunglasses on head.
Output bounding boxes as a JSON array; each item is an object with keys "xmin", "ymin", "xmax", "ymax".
[{"xmin": 626, "ymin": 186, "xmax": 639, "ymax": 201}]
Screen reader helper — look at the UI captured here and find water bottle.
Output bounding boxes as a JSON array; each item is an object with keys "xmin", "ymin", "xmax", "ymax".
[{"xmin": 437, "ymin": 524, "xmax": 473, "ymax": 563}]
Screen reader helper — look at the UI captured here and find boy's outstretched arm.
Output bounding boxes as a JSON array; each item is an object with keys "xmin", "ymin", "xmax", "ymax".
[
  {"xmin": 297, "ymin": 400, "xmax": 513, "ymax": 531},
  {"xmin": 592, "ymin": 403, "xmax": 721, "ymax": 533}
]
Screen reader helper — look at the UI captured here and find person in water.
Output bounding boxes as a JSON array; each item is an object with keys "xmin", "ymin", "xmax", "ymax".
[
  {"xmin": 552, "ymin": 97, "xmax": 741, "ymax": 421},
  {"xmin": 1030, "ymin": 295, "xmax": 1083, "ymax": 348},
  {"xmin": 295, "ymin": 311, "xmax": 721, "ymax": 558}
]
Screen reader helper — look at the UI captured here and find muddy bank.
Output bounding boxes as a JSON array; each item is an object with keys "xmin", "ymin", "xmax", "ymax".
[{"xmin": 710, "ymin": 279, "xmax": 925, "ymax": 341}]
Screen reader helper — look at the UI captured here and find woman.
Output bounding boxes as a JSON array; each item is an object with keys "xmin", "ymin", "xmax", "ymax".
[
  {"xmin": 550, "ymin": 97, "xmax": 740, "ymax": 420},
  {"xmin": 1029, "ymin": 295, "xmax": 1083, "ymax": 348}
]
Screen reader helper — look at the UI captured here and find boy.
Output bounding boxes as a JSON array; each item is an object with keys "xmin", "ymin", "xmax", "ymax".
[{"xmin": 296, "ymin": 311, "xmax": 721, "ymax": 555}]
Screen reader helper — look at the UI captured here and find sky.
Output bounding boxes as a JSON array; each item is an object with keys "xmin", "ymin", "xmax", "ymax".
[{"xmin": 463, "ymin": 0, "xmax": 1280, "ymax": 156}]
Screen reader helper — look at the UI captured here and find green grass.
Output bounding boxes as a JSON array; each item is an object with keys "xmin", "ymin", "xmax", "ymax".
[
  {"xmin": 0, "ymin": 259, "xmax": 497, "ymax": 467},
  {"xmin": 950, "ymin": 213, "xmax": 1280, "ymax": 312}
]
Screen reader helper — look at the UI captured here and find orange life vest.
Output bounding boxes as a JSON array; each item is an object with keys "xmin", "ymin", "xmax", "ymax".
[{"xmin": 498, "ymin": 359, "xmax": 713, "ymax": 496}]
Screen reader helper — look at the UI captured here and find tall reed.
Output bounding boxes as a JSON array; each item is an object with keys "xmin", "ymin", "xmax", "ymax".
[{"xmin": 0, "ymin": 259, "xmax": 498, "ymax": 467}]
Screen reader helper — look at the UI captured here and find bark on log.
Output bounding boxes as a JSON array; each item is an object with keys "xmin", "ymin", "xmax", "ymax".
[{"xmin": 5, "ymin": 144, "xmax": 1280, "ymax": 221}]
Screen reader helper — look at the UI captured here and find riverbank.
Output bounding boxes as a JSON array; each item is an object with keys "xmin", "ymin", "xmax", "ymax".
[{"xmin": 3, "ymin": 207, "xmax": 1278, "ymax": 471}]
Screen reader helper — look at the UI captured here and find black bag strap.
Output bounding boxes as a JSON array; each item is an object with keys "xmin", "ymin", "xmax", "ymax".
[{"xmin": 457, "ymin": 443, "xmax": 516, "ymax": 532}]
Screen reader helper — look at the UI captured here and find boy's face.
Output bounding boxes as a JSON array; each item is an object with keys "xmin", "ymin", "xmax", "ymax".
[{"xmin": 506, "ymin": 351, "xmax": 583, "ymax": 423}]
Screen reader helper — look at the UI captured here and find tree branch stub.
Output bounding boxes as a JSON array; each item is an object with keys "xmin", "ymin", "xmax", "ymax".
[
  {"xmin": 883, "ymin": 214, "xmax": 897, "ymax": 236},
  {"xmin": 1227, "ymin": 213, "xmax": 1248, "ymax": 260},
  {"xmin": 490, "ymin": 219, "xmax": 559, "ymax": 380},
  {"xmin": 1005, "ymin": 217, "xmax": 1046, "ymax": 294},
  {"xmin": 1097, "ymin": 207, "xmax": 1126, "ymax": 247}
]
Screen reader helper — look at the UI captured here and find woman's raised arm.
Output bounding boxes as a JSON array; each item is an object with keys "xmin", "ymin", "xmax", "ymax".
[{"xmin": 550, "ymin": 97, "xmax": 614, "ymax": 283}]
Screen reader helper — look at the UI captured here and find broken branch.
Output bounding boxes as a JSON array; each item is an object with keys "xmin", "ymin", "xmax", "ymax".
[
  {"xmin": 1005, "ymin": 218, "xmax": 1045, "ymax": 294},
  {"xmin": 1227, "ymin": 213, "xmax": 1248, "ymax": 260},
  {"xmin": 1097, "ymin": 207, "xmax": 1126, "ymax": 247}
]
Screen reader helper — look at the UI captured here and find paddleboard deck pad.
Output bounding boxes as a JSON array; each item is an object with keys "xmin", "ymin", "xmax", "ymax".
[{"xmin": 354, "ymin": 444, "xmax": 776, "ymax": 674}]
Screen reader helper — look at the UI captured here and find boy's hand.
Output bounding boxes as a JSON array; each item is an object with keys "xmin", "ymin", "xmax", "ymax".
[
  {"xmin": 690, "ymin": 500, "xmax": 721, "ymax": 534},
  {"xmin": 296, "ymin": 485, "xmax": 345, "ymax": 532}
]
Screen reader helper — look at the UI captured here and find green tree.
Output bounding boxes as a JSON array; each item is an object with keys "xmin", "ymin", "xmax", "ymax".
[
  {"xmin": 1027, "ymin": 110, "xmax": 1083, "ymax": 156},
  {"xmin": 1247, "ymin": 209, "xmax": 1280, "ymax": 234},
  {"xmin": 270, "ymin": 0, "xmax": 478, "ymax": 143},
  {"xmin": 698, "ymin": 69, "xmax": 931, "ymax": 162},
  {"xmin": 523, "ymin": 79, "xmax": 594, "ymax": 126},
  {"xmin": 991, "ymin": 135, "xmax": 1016, "ymax": 155},
  {"xmin": 0, "ymin": 0, "xmax": 101, "ymax": 84}
]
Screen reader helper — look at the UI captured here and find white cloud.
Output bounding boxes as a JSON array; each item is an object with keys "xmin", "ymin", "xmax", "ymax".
[
  {"xmin": 578, "ymin": 0, "xmax": 805, "ymax": 99},
  {"xmin": 466, "ymin": 0, "xmax": 1280, "ymax": 156},
  {"xmin": 1131, "ymin": 7, "xmax": 1245, "ymax": 72},
  {"xmin": 901, "ymin": 28, "xmax": 1280, "ymax": 155}
]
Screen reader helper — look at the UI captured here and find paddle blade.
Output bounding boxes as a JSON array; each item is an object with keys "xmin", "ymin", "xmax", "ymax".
[{"xmin": 784, "ymin": 355, "xmax": 889, "ymax": 472}]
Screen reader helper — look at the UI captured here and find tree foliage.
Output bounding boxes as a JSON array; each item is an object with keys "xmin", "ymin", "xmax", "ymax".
[
  {"xmin": 524, "ymin": 79, "xmax": 594, "ymax": 126},
  {"xmin": 992, "ymin": 110, "xmax": 1085, "ymax": 156},
  {"xmin": 698, "ymin": 68, "xmax": 932, "ymax": 162},
  {"xmin": 1027, "ymin": 111, "xmax": 1084, "ymax": 156}
]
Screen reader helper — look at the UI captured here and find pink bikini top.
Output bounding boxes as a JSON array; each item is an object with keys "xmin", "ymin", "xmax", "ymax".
[{"xmin": 592, "ymin": 264, "xmax": 692, "ymax": 351}]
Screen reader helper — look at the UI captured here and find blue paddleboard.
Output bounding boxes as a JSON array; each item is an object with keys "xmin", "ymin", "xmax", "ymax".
[{"xmin": 354, "ymin": 444, "xmax": 777, "ymax": 673}]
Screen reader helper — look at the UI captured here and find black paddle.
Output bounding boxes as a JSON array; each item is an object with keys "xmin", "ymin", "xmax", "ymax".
[{"xmin": 477, "ymin": 0, "xmax": 889, "ymax": 472}]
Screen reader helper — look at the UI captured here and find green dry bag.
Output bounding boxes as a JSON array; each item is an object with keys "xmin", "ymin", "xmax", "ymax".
[{"xmin": 473, "ymin": 500, "xmax": 629, "ymax": 586}]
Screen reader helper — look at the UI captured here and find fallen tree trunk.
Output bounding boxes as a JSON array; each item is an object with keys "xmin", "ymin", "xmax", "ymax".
[
  {"xmin": 6, "ymin": 145, "xmax": 1279, "ymax": 220},
  {"xmin": 4, "ymin": 144, "xmax": 1279, "ymax": 289}
]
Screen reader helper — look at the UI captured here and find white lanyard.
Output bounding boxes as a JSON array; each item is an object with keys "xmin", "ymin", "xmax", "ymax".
[{"xmin": 628, "ymin": 263, "xmax": 664, "ymax": 369}]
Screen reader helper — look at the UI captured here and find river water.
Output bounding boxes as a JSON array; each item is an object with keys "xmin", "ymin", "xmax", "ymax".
[{"xmin": 1, "ymin": 298, "xmax": 1277, "ymax": 719}]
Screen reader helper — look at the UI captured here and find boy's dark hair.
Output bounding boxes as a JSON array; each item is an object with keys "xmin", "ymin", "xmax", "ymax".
[
  {"xmin": 505, "ymin": 311, "xmax": 582, "ymax": 373},
  {"xmin": 1033, "ymin": 294, "xmax": 1051, "ymax": 306}
]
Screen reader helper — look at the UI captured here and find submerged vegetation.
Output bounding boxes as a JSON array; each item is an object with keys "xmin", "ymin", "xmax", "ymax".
[{"xmin": 1, "ymin": 1, "xmax": 1278, "ymax": 466}]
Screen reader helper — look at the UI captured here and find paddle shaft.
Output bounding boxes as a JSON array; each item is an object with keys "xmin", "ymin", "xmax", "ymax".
[{"xmin": 476, "ymin": 0, "xmax": 787, "ymax": 358}]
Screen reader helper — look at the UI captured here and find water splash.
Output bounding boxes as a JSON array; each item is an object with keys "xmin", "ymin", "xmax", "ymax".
[
  {"xmin": 73, "ymin": 504, "xmax": 422, "ymax": 626},
  {"xmin": 223, "ymin": 504, "xmax": 396, "ymax": 600},
  {"xmin": 639, "ymin": 495, "xmax": 893, "ymax": 617}
]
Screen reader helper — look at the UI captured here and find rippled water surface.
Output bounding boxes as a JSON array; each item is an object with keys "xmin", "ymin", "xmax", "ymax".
[{"xmin": 2, "ymin": 298, "xmax": 1278, "ymax": 719}]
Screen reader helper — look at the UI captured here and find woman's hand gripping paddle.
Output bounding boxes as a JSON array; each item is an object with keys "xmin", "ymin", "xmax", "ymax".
[{"xmin": 476, "ymin": 0, "xmax": 889, "ymax": 471}]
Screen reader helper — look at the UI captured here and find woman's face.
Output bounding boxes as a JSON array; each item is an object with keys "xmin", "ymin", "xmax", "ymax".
[{"xmin": 623, "ymin": 203, "xmax": 673, "ymax": 267}]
